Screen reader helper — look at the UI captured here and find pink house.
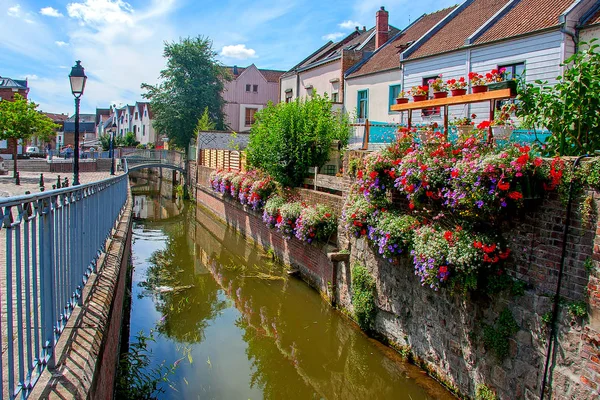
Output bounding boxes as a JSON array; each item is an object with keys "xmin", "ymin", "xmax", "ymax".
[{"xmin": 223, "ymin": 64, "xmax": 284, "ymax": 132}]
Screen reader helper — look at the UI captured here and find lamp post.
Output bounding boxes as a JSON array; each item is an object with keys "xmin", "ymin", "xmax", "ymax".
[
  {"xmin": 110, "ymin": 118, "xmax": 117, "ymax": 175},
  {"xmin": 69, "ymin": 60, "xmax": 87, "ymax": 185}
]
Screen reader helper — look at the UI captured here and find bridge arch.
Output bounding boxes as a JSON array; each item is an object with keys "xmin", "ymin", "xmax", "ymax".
[{"xmin": 127, "ymin": 163, "xmax": 186, "ymax": 175}]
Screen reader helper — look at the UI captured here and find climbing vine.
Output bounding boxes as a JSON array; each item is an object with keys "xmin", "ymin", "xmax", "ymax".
[
  {"xmin": 351, "ymin": 264, "xmax": 377, "ymax": 331},
  {"xmin": 482, "ymin": 308, "xmax": 519, "ymax": 360}
]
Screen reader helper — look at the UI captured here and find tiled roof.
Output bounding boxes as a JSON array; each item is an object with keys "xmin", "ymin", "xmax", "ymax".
[
  {"xmin": 42, "ymin": 112, "xmax": 68, "ymax": 122},
  {"xmin": 67, "ymin": 113, "xmax": 95, "ymax": 123},
  {"xmin": 407, "ymin": 0, "xmax": 510, "ymax": 60},
  {"xmin": 584, "ymin": 7, "xmax": 600, "ymax": 25},
  {"xmin": 347, "ymin": 6, "xmax": 457, "ymax": 78},
  {"xmin": 226, "ymin": 66, "xmax": 285, "ymax": 83},
  {"xmin": 475, "ymin": 0, "xmax": 576, "ymax": 45},
  {"xmin": 0, "ymin": 76, "xmax": 28, "ymax": 89}
]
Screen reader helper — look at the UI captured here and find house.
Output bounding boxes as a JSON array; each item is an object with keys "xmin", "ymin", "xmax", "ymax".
[
  {"xmin": 344, "ymin": 6, "xmax": 457, "ymax": 123},
  {"xmin": 36, "ymin": 112, "xmax": 68, "ymax": 150},
  {"xmin": 95, "ymin": 108, "xmax": 111, "ymax": 137},
  {"xmin": 223, "ymin": 64, "xmax": 284, "ymax": 132},
  {"xmin": 579, "ymin": 5, "xmax": 600, "ymax": 46},
  {"xmin": 62, "ymin": 113, "xmax": 96, "ymax": 148},
  {"xmin": 280, "ymin": 7, "xmax": 400, "ymax": 106},
  {"xmin": 135, "ymin": 102, "xmax": 159, "ymax": 145},
  {"xmin": 394, "ymin": 0, "xmax": 597, "ymax": 125},
  {"xmin": 0, "ymin": 76, "xmax": 29, "ymax": 159}
]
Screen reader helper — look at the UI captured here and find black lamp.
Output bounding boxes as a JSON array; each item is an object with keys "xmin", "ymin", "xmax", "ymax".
[{"xmin": 69, "ymin": 60, "xmax": 87, "ymax": 185}]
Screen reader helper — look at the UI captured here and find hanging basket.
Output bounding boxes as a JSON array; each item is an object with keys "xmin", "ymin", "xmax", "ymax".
[
  {"xmin": 450, "ymin": 88, "xmax": 467, "ymax": 97},
  {"xmin": 492, "ymin": 126, "xmax": 513, "ymax": 140},
  {"xmin": 457, "ymin": 125, "xmax": 473, "ymax": 136}
]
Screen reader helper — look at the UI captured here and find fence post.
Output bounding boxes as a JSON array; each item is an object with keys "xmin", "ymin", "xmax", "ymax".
[{"xmin": 362, "ymin": 119, "xmax": 370, "ymax": 150}]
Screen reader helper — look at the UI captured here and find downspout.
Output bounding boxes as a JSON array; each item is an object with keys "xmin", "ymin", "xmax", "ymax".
[{"xmin": 539, "ymin": 154, "xmax": 591, "ymax": 400}]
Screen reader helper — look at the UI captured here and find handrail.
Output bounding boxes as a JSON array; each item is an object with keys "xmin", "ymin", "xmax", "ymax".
[{"xmin": 0, "ymin": 169, "xmax": 129, "ymax": 399}]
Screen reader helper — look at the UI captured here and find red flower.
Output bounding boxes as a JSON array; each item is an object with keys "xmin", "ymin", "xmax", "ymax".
[
  {"xmin": 420, "ymin": 164, "xmax": 428, "ymax": 171},
  {"xmin": 351, "ymin": 213, "xmax": 357, "ymax": 219},
  {"xmin": 324, "ymin": 213, "xmax": 331, "ymax": 218},
  {"xmin": 369, "ymin": 171, "xmax": 378, "ymax": 180},
  {"xmin": 519, "ymin": 145, "xmax": 531, "ymax": 153},
  {"xmin": 482, "ymin": 243, "xmax": 496, "ymax": 253},
  {"xmin": 451, "ymin": 170, "xmax": 459, "ymax": 178},
  {"xmin": 276, "ymin": 215, "xmax": 282, "ymax": 223},
  {"xmin": 357, "ymin": 170, "xmax": 363, "ymax": 179},
  {"xmin": 533, "ymin": 157, "xmax": 543, "ymax": 167},
  {"xmin": 477, "ymin": 120, "xmax": 491, "ymax": 130},
  {"xmin": 497, "ymin": 181, "xmax": 510, "ymax": 191},
  {"xmin": 409, "ymin": 202, "xmax": 415, "ymax": 210},
  {"xmin": 444, "ymin": 231, "xmax": 453, "ymax": 241},
  {"xmin": 473, "ymin": 241, "xmax": 483, "ymax": 249},
  {"xmin": 360, "ymin": 229, "xmax": 366, "ymax": 235},
  {"xmin": 517, "ymin": 154, "xmax": 529, "ymax": 165},
  {"xmin": 508, "ymin": 191, "xmax": 523, "ymax": 200},
  {"xmin": 407, "ymin": 184, "xmax": 415, "ymax": 193},
  {"xmin": 388, "ymin": 170, "xmax": 396, "ymax": 179},
  {"xmin": 439, "ymin": 265, "xmax": 448, "ymax": 274},
  {"xmin": 498, "ymin": 249, "xmax": 511, "ymax": 260},
  {"xmin": 426, "ymin": 191, "xmax": 433, "ymax": 197}
]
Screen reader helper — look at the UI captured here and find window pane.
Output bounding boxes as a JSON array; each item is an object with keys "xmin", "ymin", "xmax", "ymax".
[
  {"xmin": 253, "ymin": 84, "xmax": 258, "ymax": 92},
  {"xmin": 515, "ymin": 63, "xmax": 525, "ymax": 79},
  {"xmin": 246, "ymin": 84, "xmax": 251, "ymax": 91}
]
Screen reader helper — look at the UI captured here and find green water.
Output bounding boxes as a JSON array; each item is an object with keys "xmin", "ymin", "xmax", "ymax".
[{"xmin": 128, "ymin": 182, "xmax": 454, "ymax": 399}]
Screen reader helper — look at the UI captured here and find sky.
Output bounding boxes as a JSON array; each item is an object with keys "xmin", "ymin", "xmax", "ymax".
[{"xmin": 0, "ymin": 0, "xmax": 457, "ymax": 114}]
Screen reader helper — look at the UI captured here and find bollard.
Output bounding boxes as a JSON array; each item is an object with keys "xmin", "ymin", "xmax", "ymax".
[
  {"xmin": 25, "ymin": 191, "xmax": 30, "ymax": 195},
  {"xmin": 39, "ymin": 173, "xmax": 45, "ymax": 189},
  {"xmin": 57, "ymin": 175, "xmax": 61, "ymax": 188},
  {"xmin": 64, "ymin": 177, "xmax": 69, "ymax": 187},
  {"xmin": 52, "ymin": 185, "xmax": 56, "ymax": 190},
  {"xmin": 15, "ymin": 171, "xmax": 20, "ymax": 186}
]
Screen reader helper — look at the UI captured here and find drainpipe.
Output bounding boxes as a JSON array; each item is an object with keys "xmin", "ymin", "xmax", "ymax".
[{"xmin": 539, "ymin": 154, "xmax": 591, "ymax": 400}]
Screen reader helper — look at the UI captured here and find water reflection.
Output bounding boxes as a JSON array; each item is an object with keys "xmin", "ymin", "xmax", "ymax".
[{"xmin": 129, "ymin": 179, "xmax": 454, "ymax": 399}]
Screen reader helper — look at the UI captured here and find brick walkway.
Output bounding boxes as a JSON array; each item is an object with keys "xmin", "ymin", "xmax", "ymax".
[{"xmin": 0, "ymin": 171, "xmax": 124, "ymax": 198}]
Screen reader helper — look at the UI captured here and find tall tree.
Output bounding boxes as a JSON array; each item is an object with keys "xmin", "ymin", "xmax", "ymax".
[
  {"xmin": 141, "ymin": 36, "xmax": 228, "ymax": 149},
  {"xmin": 0, "ymin": 94, "xmax": 58, "ymax": 178}
]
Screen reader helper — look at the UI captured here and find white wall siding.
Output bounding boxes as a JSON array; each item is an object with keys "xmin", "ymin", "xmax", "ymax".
[
  {"xmin": 581, "ymin": 26, "xmax": 600, "ymax": 49},
  {"xmin": 345, "ymin": 70, "xmax": 402, "ymax": 123},
  {"xmin": 298, "ymin": 62, "xmax": 340, "ymax": 99},
  {"xmin": 280, "ymin": 75, "xmax": 296, "ymax": 102}
]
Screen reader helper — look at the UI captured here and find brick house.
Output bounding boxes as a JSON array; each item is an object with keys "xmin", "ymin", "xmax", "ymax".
[
  {"xmin": 0, "ymin": 76, "xmax": 29, "ymax": 159},
  {"xmin": 280, "ymin": 7, "xmax": 399, "ymax": 107},
  {"xmin": 62, "ymin": 113, "xmax": 96, "ymax": 148}
]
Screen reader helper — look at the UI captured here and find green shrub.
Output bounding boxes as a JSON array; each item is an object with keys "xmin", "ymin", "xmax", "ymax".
[
  {"xmin": 476, "ymin": 383, "xmax": 498, "ymax": 400},
  {"xmin": 351, "ymin": 264, "xmax": 377, "ymax": 331},
  {"xmin": 246, "ymin": 93, "xmax": 350, "ymax": 187},
  {"xmin": 483, "ymin": 308, "xmax": 519, "ymax": 360}
]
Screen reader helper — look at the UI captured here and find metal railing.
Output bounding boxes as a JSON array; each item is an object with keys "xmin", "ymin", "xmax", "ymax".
[
  {"xmin": 0, "ymin": 166, "xmax": 129, "ymax": 399},
  {"xmin": 123, "ymin": 149, "xmax": 186, "ymax": 170}
]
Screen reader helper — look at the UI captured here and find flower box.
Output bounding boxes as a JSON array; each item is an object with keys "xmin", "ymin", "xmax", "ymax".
[
  {"xmin": 492, "ymin": 126, "xmax": 513, "ymax": 140},
  {"xmin": 396, "ymin": 98, "xmax": 409, "ymax": 104},
  {"xmin": 456, "ymin": 125, "xmax": 473, "ymax": 136},
  {"xmin": 433, "ymin": 92, "xmax": 448, "ymax": 99},
  {"xmin": 471, "ymin": 85, "xmax": 488, "ymax": 94},
  {"xmin": 412, "ymin": 95, "xmax": 428, "ymax": 102},
  {"xmin": 450, "ymin": 89, "xmax": 467, "ymax": 97},
  {"xmin": 488, "ymin": 80, "xmax": 517, "ymax": 93}
]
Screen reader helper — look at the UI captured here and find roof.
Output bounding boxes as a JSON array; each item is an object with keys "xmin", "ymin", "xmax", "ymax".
[
  {"xmin": 347, "ymin": 6, "xmax": 457, "ymax": 78},
  {"xmin": 407, "ymin": 0, "xmax": 510, "ymax": 60},
  {"xmin": 95, "ymin": 108, "xmax": 110, "ymax": 124},
  {"xmin": 0, "ymin": 76, "xmax": 28, "ymax": 90},
  {"xmin": 67, "ymin": 113, "xmax": 95, "ymax": 123},
  {"xmin": 582, "ymin": 5, "xmax": 600, "ymax": 26},
  {"xmin": 226, "ymin": 65, "xmax": 286, "ymax": 83},
  {"xmin": 475, "ymin": 0, "xmax": 577, "ymax": 45},
  {"xmin": 283, "ymin": 25, "xmax": 400, "ymax": 75},
  {"xmin": 42, "ymin": 112, "xmax": 68, "ymax": 122}
]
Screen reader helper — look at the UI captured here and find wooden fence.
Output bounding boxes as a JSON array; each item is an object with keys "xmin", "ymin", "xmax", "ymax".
[{"xmin": 199, "ymin": 149, "xmax": 245, "ymax": 171}]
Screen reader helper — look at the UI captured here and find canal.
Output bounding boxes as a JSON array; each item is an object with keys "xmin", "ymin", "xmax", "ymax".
[{"xmin": 127, "ymin": 175, "xmax": 454, "ymax": 399}]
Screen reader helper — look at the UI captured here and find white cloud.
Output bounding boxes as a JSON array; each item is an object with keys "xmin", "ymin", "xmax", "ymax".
[
  {"xmin": 220, "ymin": 44, "xmax": 257, "ymax": 60},
  {"xmin": 7, "ymin": 4, "xmax": 21, "ymax": 17},
  {"xmin": 322, "ymin": 32, "xmax": 344, "ymax": 41},
  {"xmin": 24, "ymin": 74, "xmax": 39, "ymax": 80},
  {"xmin": 67, "ymin": 0, "xmax": 135, "ymax": 27},
  {"xmin": 339, "ymin": 20, "xmax": 361, "ymax": 30},
  {"xmin": 55, "ymin": 41, "xmax": 69, "ymax": 47},
  {"xmin": 40, "ymin": 7, "xmax": 63, "ymax": 17}
]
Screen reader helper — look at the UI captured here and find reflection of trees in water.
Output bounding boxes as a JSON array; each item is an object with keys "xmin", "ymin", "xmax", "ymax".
[{"xmin": 140, "ymin": 210, "xmax": 227, "ymax": 344}]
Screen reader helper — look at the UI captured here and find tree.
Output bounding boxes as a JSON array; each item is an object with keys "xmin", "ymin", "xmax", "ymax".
[
  {"xmin": 141, "ymin": 36, "xmax": 228, "ymax": 149},
  {"xmin": 0, "ymin": 94, "xmax": 58, "ymax": 177},
  {"xmin": 517, "ymin": 40, "xmax": 600, "ymax": 156},
  {"xmin": 194, "ymin": 107, "xmax": 216, "ymax": 135},
  {"xmin": 124, "ymin": 132, "xmax": 139, "ymax": 147},
  {"xmin": 246, "ymin": 93, "xmax": 350, "ymax": 187}
]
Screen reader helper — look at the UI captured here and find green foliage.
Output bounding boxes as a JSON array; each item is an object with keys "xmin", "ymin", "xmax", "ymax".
[
  {"xmin": 194, "ymin": 106, "xmax": 216, "ymax": 135},
  {"xmin": 348, "ymin": 157, "xmax": 361, "ymax": 177},
  {"xmin": 541, "ymin": 311, "xmax": 553, "ymax": 325},
  {"xmin": 483, "ymin": 308, "xmax": 519, "ymax": 360},
  {"xmin": 246, "ymin": 93, "xmax": 350, "ymax": 187},
  {"xmin": 115, "ymin": 330, "xmax": 177, "ymax": 399},
  {"xmin": 99, "ymin": 134, "xmax": 111, "ymax": 151},
  {"xmin": 124, "ymin": 132, "xmax": 139, "ymax": 147},
  {"xmin": 351, "ymin": 264, "xmax": 377, "ymax": 331},
  {"xmin": 486, "ymin": 273, "xmax": 526, "ymax": 297},
  {"xmin": 580, "ymin": 194, "xmax": 597, "ymax": 229},
  {"xmin": 142, "ymin": 36, "xmax": 228, "ymax": 149},
  {"xmin": 517, "ymin": 40, "xmax": 600, "ymax": 156},
  {"xmin": 475, "ymin": 383, "xmax": 498, "ymax": 400},
  {"xmin": 567, "ymin": 301, "xmax": 587, "ymax": 319},
  {"xmin": 584, "ymin": 257, "xmax": 595, "ymax": 273}
]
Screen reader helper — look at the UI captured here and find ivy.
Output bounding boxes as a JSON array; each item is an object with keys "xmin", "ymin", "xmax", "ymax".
[
  {"xmin": 475, "ymin": 383, "xmax": 498, "ymax": 400},
  {"xmin": 567, "ymin": 301, "xmax": 587, "ymax": 319},
  {"xmin": 482, "ymin": 308, "xmax": 519, "ymax": 360},
  {"xmin": 351, "ymin": 264, "xmax": 377, "ymax": 331}
]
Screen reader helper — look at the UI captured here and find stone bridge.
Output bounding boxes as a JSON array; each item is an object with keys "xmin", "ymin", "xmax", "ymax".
[{"xmin": 123, "ymin": 149, "xmax": 187, "ymax": 175}]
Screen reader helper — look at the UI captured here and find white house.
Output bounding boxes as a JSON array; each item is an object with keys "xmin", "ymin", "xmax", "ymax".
[{"xmin": 579, "ymin": 5, "xmax": 600, "ymax": 47}]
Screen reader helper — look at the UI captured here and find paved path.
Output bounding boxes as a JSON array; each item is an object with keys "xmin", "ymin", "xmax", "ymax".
[{"xmin": 0, "ymin": 171, "xmax": 124, "ymax": 198}]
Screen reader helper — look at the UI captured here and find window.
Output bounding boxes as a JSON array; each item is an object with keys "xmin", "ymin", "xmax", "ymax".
[
  {"xmin": 323, "ymin": 165, "xmax": 336, "ymax": 176},
  {"xmin": 142, "ymin": 125, "xmax": 146, "ymax": 136},
  {"xmin": 357, "ymin": 90, "xmax": 368, "ymax": 120},
  {"xmin": 389, "ymin": 84, "xmax": 401, "ymax": 111},
  {"xmin": 135, "ymin": 112, "xmax": 138, "ymax": 120},
  {"xmin": 422, "ymin": 76, "xmax": 440, "ymax": 117},
  {"xmin": 253, "ymin": 84, "xmax": 258, "ymax": 92},
  {"xmin": 245, "ymin": 84, "xmax": 251, "ymax": 92},
  {"xmin": 499, "ymin": 62, "xmax": 525, "ymax": 81},
  {"xmin": 331, "ymin": 92, "xmax": 339, "ymax": 103},
  {"xmin": 285, "ymin": 91, "xmax": 293, "ymax": 103},
  {"xmin": 144, "ymin": 110, "xmax": 147, "ymax": 117},
  {"xmin": 245, "ymin": 108, "xmax": 258, "ymax": 126}
]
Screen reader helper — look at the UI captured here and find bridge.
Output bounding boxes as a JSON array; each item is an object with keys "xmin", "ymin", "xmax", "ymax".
[{"xmin": 123, "ymin": 149, "xmax": 187, "ymax": 175}]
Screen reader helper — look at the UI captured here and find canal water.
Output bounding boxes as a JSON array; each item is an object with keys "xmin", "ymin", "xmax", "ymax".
[{"xmin": 127, "ymin": 175, "xmax": 454, "ymax": 400}]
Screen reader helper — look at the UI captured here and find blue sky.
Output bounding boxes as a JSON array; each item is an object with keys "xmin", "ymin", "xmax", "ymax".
[{"xmin": 0, "ymin": 0, "xmax": 457, "ymax": 114}]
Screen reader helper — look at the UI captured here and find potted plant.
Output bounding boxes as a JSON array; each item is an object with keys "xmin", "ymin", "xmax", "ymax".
[
  {"xmin": 428, "ymin": 75, "xmax": 448, "ymax": 98},
  {"xmin": 486, "ymin": 68, "xmax": 517, "ymax": 93},
  {"xmin": 468, "ymin": 72, "xmax": 488, "ymax": 93},
  {"xmin": 410, "ymin": 85, "xmax": 429, "ymax": 102},
  {"xmin": 453, "ymin": 114, "xmax": 476, "ymax": 136},
  {"xmin": 492, "ymin": 103, "xmax": 517, "ymax": 140},
  {"xmin": 395, "ymin": 90, "xmax": 409, "ymax": 104},
  {"xmin": 446, "ymin": 77, "xmax": 468, "ymax": 96}
]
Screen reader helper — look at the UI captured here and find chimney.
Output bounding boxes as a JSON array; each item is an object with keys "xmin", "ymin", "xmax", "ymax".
[
  {"xmin": 375, "ymin": 6, "xmax": 389, "ymax": 49},
  {"xmin": 233, "ymin": 65, "xmax": 238, "ymax": 75}
]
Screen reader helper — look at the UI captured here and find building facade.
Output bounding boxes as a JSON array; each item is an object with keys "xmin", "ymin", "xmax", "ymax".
[{"xmin": 0, "ymin": 76, "xmax": 29, "ymax": 159}]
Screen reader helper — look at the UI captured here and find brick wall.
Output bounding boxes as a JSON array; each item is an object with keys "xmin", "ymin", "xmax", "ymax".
[{"xmin": 50, "ymin": 161, "xmax": 98, "ymax": 173}]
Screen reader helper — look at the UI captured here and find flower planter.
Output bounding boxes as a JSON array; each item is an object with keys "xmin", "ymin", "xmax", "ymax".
[
  {"xmin": 488, "ymin": 80, "xmax": 517, "ymax": 93},
  {"xmin": 492, "ymin": 126, "xmax": 513, "ymax": 140},
  {"xmin": 395, "ymin": 98, "xmax": 409, "ymax": 104},
  {"xmin": 412, "ymin": 95, "xmax": 428, "ymax": 102},
  {"xmin": 519, "ymin": 176, "xmax": 543, "ymax": 200},
  {"xmin": 450, "ymin": 89, "xmax": 467, "ymax": 97},
  {"xmin": 433, "ymin": 92, "xmax": 448, "ymax": 99},
  {"xmin": 456, "ymin": 125, "xmax": 473, "ymax": 136},
  {"xmin": 471, "ymin": 85, "xmax": 488, "ymax": 94}
]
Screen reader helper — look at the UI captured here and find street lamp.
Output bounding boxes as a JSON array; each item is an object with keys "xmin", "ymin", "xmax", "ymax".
[
  {"xmin": 69, "ymin": 60, "xmax": 87, "ymax": 185},
  {"xmin": 110, "ymin": 118, "xmax": 117, "ymax": 175}
]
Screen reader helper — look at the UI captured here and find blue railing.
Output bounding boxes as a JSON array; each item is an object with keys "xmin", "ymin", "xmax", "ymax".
[{"xmin": 0, "ymin": 167, "xmax": 129, "ymax": 399}]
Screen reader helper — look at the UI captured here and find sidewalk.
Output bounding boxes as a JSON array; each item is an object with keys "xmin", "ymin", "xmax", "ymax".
[{"xmin": 0, "ymin": 171, "xmax": 124, "ymax": 198}]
